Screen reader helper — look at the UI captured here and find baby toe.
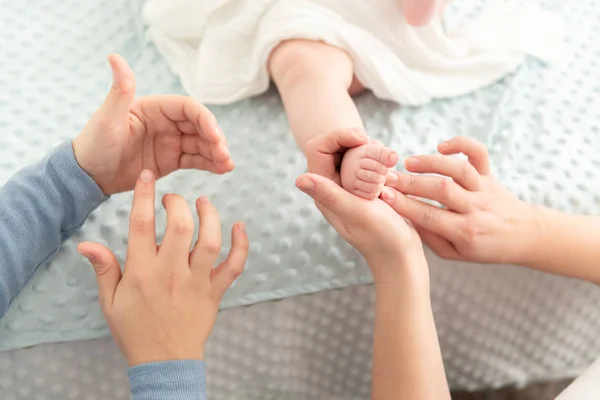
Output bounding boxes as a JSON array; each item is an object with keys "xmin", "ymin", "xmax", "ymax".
[
  {"xmin": 359, "ymin": 158, "xmax": 388, "ymax": 175},
  {"xmin": 357, "ymin": 168, "xmax": 386, "ymax": 184},
  {"xmin": 355, "ymin": 179, "xmax": 383, "ymax": 196},
  {"xmin": 364, "ymin": 144, "xmax": 398, "ymax": 168}
]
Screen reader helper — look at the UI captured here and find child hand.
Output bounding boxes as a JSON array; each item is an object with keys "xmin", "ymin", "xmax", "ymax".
[
  {"xmin": 382, "ymin": 136, "xmax": 537, "ymax": 265},
  {"xmin": 296, "ymin": 173, "xmax": 425, "ymax": 284},
  {"xmin": 77, "ymin": 170, "xmax": 248, "ymax": 366},
  {"xmin": 72, "ymin": 54, "xmax": 234, "ymax": 196}
]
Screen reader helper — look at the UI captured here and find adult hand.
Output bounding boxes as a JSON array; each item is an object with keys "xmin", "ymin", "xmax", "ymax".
[
  {"xmin": 77, "ymin": 170, "xmax": 248, "ymax": 366},
  {"xmin": 381, "ymin": 136, "xmax": 537, "ymax": 265},
  {"xmin": 296, "ymin": 172, "xmax": 424, "ymax": 284},
  {"xmin": 304, "ymin": 128, "xmax": 369, "ymax": 185},
  {"xmin": 73, "ymin": 54, "xmax": 234, "ymax": 195}
]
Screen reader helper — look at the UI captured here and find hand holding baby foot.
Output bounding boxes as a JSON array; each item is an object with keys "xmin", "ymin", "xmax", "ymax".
[
  {"xmin": 340, "ymin": 143, "xmax": 399, "ymax": 200},
  {"xmin": 73, "ymin": 54, "xmax": 234, "ymax": 196}
]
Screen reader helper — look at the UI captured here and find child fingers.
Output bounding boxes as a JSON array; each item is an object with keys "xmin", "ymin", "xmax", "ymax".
[
  {"xmin": 438, "ymin": 136, "xmax": 490, "ymax": 175},
  {"xmin": 404, "ymin": 154, "xmax": 481, "ymax": 191}
]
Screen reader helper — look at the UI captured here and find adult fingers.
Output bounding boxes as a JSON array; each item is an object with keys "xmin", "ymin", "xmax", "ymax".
[
  {"xmin": 209, "ymin": 222, "xmax": 249, "ymax": 296},
  {"xmin": 387, "ymin": 172, "xmax": 471, "ymax": 212},
  {"xmin": 190, "ymin": 197, "xmax": 222, "ymax": 275},
  {"xmin": 180, "ymin": 135, "xmax": 213, "ymax": 159},
  {"xmin": 415, "ymin": 227, "xmax": 461, "ymax": 261},
  {"xmin": 380, "ymin": 187, "xmax": 463, "ymax": 240},
  {"xmin": 437, "ymin": 136, "xmax": 490, "ymax": 175},
  {"xmin": 78, "ymin": 242, "xmax": 122, "ymax": 310},
  {"xmin": 305, "ymin": 128, "xmax": 369, "ymax": 181},
  {"xmin": 155, "ymin": 95, "xmax": 221, "ymax": 141},
  {"xmin": 179, "ymin": 154, "xmax": 230, "ymax": 174},
  {"xmin": 127, "ymin": 170, "xmax": 157, "ymax": 259},
  {"xmin": 296, "ymin": 173, "xmax": 359, "ymax": 220},
  {"xmin": 404, "ymin": 154, "xmax": 481, "ymax": 191},
  {"xmin": 160, "ymin": 194, "xmax": 195, "ymax": 264}
]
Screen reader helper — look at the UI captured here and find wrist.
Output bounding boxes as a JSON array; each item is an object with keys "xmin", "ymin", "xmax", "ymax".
[
  {"xmin": 511, "ymin": 203, "xmax": 547, "ymax": 268},
  {"xmin": 367, "ymin": 250, "xmax": 430, "ymax": 290}
]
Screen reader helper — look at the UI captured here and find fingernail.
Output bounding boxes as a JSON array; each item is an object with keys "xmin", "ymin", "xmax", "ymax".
[
  {"xmin": 438, "ymin": 141, "xmax": 449, "ymax": 151},
  {"xmin": 197, "ymin": 196, "xmax": 209, "ymax": 204},
  {"xmin": 405, "ymin": 157, "xmax": 420, "ymax": 168},
  {"xmin": 238, "ymin": 222, "xmax": 246, "ymax": 234},
  {"xmin": 387, "ymin": 171, "xmax": 398, "ymax": 182},
  {"xmin": 296, "ymin": 177, "xmax": 314, "ymax": 192},
  {"xmin": 389, "ymin": 151, "xmax": 399, "ymax": 164},
  {"xmin": 381, "ymin": 187, "xmax": 396, "ymax": 202},
  {"xmin": 140, "ymin": 169, "xmax": 154, "ymax": 183}
]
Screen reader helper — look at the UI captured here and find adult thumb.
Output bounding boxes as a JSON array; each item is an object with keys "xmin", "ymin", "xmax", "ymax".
[
  {"xmin": 99, "ymin": 53, "xmax": 136, "ymax": 118},
  {"xmin": 78, "ymin": 242, "xmax": 122, "ymax": 310},
  {"xmin": 295, "ymin": 173, "xmax": 355, "ymax": 218}
]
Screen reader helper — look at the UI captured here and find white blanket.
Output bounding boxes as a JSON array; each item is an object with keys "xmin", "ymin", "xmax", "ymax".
[{"xmin": 143, "ymin": 0, "xmax": 562, "ymax": 105}]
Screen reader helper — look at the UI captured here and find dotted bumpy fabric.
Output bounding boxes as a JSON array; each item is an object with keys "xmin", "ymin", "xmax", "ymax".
[{"xmin": 1, "ymin": 0, "xmax": 600, "ymax": 398}]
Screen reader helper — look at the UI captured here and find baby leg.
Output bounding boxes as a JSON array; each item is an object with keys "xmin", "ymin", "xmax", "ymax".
[{"xmin": 269, "ymin": 39, "xmax": 397, "ymax": 199}]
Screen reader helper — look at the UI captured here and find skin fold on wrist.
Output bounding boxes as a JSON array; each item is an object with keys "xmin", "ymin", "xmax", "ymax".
[{"xmin": 368, "ymin": 251, "xmax": 430, "ymax": 291}]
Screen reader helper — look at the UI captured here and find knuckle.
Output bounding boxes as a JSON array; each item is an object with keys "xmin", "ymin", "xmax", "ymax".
[
  {"xmin": 131, "ymin": 215, "xmax": 153, "ymax": 235},
  {"xmin": 461, "ymin": 162, "xmax": 476, "ymax": 182},
  {"xmin": 439, "ymin": 179, "xmax": 451, "ymax": 202},
  {"xmin": 403, "ymin": 174, "xmax": 416, "ymax": 192},
  {"xmin": 460, "ymin": 220, "xmax": 477, "ymax": 244},
  {"xmin": 421, "ymin": 207, "xmax": 437, "ymax": 226},
  {"xmin": 319, "ymin": 191, "xmax": 337, "ymax": 208},
  {"xmin": 201, "ymin": 240, "xmax": 221, "ymax": 255},
  {"xmin": 171, "ymin": 219, "xmax": 194, "ymax": 236}
]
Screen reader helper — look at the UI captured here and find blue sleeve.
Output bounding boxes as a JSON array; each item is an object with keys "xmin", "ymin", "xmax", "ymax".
[
  {"xmin": 0, "ymin": 141, "xmax": 106, "ymax": 316},
  {"xmin": 128, "ymin": 360, "xmax": 207, "ymax": 400}
]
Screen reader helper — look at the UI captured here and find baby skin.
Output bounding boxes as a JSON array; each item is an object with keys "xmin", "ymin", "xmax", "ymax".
[{"xmin": 269, "ymin": 39, "xmax": 398, "ymax": 200}]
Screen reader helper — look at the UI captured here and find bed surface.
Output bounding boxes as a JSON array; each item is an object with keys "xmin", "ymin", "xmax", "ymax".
[{"xmin": 1, "ymin": 0, "xmax": 600, "ymax": 398}]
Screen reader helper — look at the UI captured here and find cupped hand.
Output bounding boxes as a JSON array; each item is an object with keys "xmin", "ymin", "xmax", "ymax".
[
  {"xmin": 304, "ymin": 128, "xmax": 369, "ymax": 185},
  {"xmin": 382, "ymin": 136, "xmax": 537, "ymax": 265},
  {"xmin": 77, "ymin": 170, "xmax": 248, "ymax": 366},
  {"xmin": 296, "ymin": 173, "xmax": 424, "ymax": 284},
  {"xmin": 73, "ymin": 54, "xmax": 234, "ymax": 195}
]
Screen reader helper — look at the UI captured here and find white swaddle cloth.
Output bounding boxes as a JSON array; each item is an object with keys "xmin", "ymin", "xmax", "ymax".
[{"xmin": 143, "ymin": 0, "xmax": 562, "ymax": 106}]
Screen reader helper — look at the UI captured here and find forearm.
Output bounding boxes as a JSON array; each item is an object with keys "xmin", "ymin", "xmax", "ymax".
[
  {"xmin": 370, "ymin": 257, "xmax": 450, "ymax": 400},
  {"xmin": 269, "ymin": 40, "xmax": 362, "ymax": 152},
  {"xmin": 128, "ymin": 360, "xmax": 207, "ymax": 400},
  {"xmin": 519, "ymin": 206, "xmax": 600, "ymax": 284},
  {"xmin": 0, "ymin": 141, "xmax": 105, "ymax": 315}
]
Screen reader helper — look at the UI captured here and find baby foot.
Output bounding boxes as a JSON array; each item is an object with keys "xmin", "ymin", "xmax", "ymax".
[
  {"xmin": 340, "ymin": 143, "xmax": 399, "ymax": 200},
  {"xmin": 400, "ymin": 0, "xmax": 446, "ymax": 26}
]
